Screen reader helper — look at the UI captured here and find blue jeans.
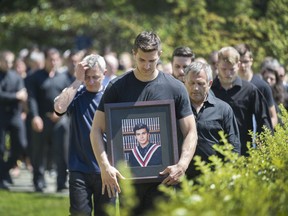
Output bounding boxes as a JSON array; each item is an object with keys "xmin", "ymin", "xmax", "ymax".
[{"xmin": 69, "ymin": 171, "xmax": 115, "ymax": 216}]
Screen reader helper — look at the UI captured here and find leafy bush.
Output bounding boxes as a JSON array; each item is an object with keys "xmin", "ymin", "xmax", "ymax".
[
  {"xmin": 1, "ymin": 0, "xmax": 288, "ymax": 69},
  {"xmin": 115, "ymin": 105, "xmax": 288, "ymax": 216}
]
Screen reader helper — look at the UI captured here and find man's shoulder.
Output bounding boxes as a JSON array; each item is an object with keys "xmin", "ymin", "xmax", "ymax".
[
  {"xmin": 150, "ymin": 143, "xmax": 162, "ymax": 153},
  {"xmin": 160, "ymin": 71, "xmax": 182, "ymax": 83},
  {"xmin": 251, "ymin": 75, "xmax": 269, "ymax": 86},
  {"xmin": 151, "ymin": 142, "xmax": 161, "ymax": 147},
  {"xmin": 29, "ymin": 69, "xmax": 47, "ymax": 80},
  {"xmin": 111, "ymin": 70, "xmax": 133, "ymax": 83},
  {"xmin": 32, "ymin": 68, "xmax": 46, "ymax": 75},
  {"xmin": 158, "ymin": 72, "xmax": 187, "ymax": 93},
  {"xmin": 240, "ymin": 78, "xmax": 258, "ymax": 92},
  {"xmin": 211, "ymin": 94, "xmax": 233, "ymax": 111},
  {"xmin": 251, "ymin": 75, "xmax": 270, "ymax": 89},
  {"xmin": 7, "ymin": 69, "xmax": 22, "ymax": 79}
]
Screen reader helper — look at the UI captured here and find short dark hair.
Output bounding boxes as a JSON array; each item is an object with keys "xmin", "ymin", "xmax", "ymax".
[
  {"xmin": 133, "ymin": 31, "xmax": 161, "ymax": 53},
  {"xmin": 172, "ymin": 46, "xmax": 195, "ymax": 62},
  {"xmin": 44, "ymin": 48, "xmax": 60, "ymax": 58},
  {"xmin": 234, "ymin": 43, "xmax": 253, "ymax": 58},
  {"xmin": 133, "ymin": 123, "xmax": 150, "ymax": 134}
]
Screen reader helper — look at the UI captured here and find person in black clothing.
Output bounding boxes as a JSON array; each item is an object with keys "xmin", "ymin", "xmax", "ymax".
[
  {"xmin": 277, "ymin": 65, "xmax": 288, "ymax": 93},
  {"xmin": 128, "ymin": 123, "xmax": 162, "ymax": 167},
  {"xmin": 211, "ymin": 46, "xmax": 273, "ymax": 156},
  {"xmin": 261, "ymin": 64, "xmax": 288, "ymax": 112},
  {"xmin": 234, "ymin": 43, "xmax": 278, "ymax": 129},
  {"xmin": 183, "ymin": 61, "xmax": 240, "ymax": 179},
  {"xmin": 90, "ymin": 31, "xmax": 198, "ymax": 215},
  {"xmin": 208, "ymin": 50, "xmax": 219, "ymax": 79},
  {"xmin": 27, "ymin": 48, "xmax": 72, "ymax": 192},
  {"xmin": 0, "ymin": 50, "xmax": 28, "ymax": 190}
]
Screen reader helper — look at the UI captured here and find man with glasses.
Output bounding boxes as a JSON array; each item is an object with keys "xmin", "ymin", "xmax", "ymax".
[{"xmin": 234, "ymin": 43, "xmax": 278, "ymax": 129}]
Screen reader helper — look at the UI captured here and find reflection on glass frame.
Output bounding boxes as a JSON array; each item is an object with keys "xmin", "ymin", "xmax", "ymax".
[{"xmin": 104, "ymin": 100, "xmax": 179, "ymax": 183}]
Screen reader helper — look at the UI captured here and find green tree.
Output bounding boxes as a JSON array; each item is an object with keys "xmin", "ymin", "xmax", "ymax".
[{"xmin": 0, "ymin": 0, "xmax": 287, "ymax": 67}]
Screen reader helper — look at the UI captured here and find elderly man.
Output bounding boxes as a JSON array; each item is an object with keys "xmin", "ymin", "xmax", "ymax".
[
  {"xmin": 54, "ymin": 54, "xmax": 114, "ymax": 215},
  {"xmin": 184, "ymin": 61, "xmax": 240, "ymax": 179}
]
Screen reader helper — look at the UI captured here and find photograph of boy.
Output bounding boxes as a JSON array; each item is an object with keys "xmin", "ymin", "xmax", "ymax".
[{"xmin": 128, "ymin": 123, "xmax": 162, "ymax": 167}]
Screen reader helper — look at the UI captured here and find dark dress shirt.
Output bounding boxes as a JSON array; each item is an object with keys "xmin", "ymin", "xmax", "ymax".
[
  {"xmin": 0, "ymin": 69, "xmax": 25, "ymax": 125},
  {"xmin": 211, "ymin": 76, "xmax": 273, "ymax": 156},
  {"xmin": 186, "ymin": 93, "xmax": 240, "ymax": 179}
]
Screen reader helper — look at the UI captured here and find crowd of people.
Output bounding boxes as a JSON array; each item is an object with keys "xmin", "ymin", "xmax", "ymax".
[
  {"xmin": 0, "ymin": 47, "xmax": 133, "ymax": 192},
  {"xmin": 0, "ymin": 31, "xmax": 288, "ymax": 215}
]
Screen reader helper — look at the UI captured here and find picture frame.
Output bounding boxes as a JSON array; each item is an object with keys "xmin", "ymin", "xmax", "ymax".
[{"xmin": 104, "ymin": 99, "xmax": 179, "ymax": 183}]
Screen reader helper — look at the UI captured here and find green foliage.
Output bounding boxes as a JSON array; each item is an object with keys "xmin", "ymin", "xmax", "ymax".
[
  {"xmin": 105, "ymin": 161, "xmax": 139, "ymax": 216},
  {"xmin": 0, "ymin": 0, "xmax": 288, "ymax": 67},
  {"xmin": 116, "ymin": 105, "xmax": 288, "ymax": 216},
  {"xmin": 116, "ymin": 161, "xmax": 139, "ymax": 216}
]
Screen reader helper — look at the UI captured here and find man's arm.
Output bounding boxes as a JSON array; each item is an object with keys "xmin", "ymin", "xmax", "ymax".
[
  {"xmin": 269, "ymin": 105, "xmax": 278, "ymax": 129},
  {"xmin": 224, "ymin": 107, "xmax": 241, "ymax": 154},
  {"xmin": 160, "ymin": 114, "xmax": 198, "ymax": 185},
  {"xmin": 254, "ymin": 89, "xmax": 273, "ymax": 132},
  {"xmin": 26, "ymin": 74, "xmax": 43, "ymax": 132},
  {"xmin": 54, "ymin": 80, "xmax": 82, "ymax": 114},
  {"xmin": 90, "ymin": 110, "xmax": 124, "ymax": 198},
  {"xmin": 54, "ymin": 62, "xmax": 87, "ymax": 114}
]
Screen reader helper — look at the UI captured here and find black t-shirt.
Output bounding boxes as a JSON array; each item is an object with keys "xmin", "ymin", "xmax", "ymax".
[
  {"xmin": 0, "ymin": 69, "xmax": 25, "ymax": 125},
  {"xmin": 98, "ymin": 70, "xmax": 193, "ymax": 155},
  {"xmin": 27, "ymin": 69, "xmax": 72, "ymax": 118},
  {"xmin": 251, "ymin": 74, "xmax": 274, "ymax": 107},
  {"xmin": 98, "ymin": 70, "xmax": 192, "ymax": 120}
]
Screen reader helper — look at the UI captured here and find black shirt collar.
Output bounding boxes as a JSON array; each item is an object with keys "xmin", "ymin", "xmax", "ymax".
[{"xmin": 213, "ymin": 76, "xmax": 243, "ymax": 90}]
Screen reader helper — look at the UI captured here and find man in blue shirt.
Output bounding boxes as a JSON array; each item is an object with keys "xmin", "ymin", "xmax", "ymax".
[{"xmin": 54, "ymin": 54, "xmax": 114, "ymax": 216}]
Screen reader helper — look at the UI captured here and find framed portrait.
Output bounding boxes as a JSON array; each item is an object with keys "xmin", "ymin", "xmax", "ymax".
[{"xmin": 104, "ymin": 99, "xmax": 179, "ymax": 183}]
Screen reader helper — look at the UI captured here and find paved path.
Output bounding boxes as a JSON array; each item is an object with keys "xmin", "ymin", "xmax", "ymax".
[{"xmin": 7, "ymin": 165, "xmax": 68, "ymax": 196}]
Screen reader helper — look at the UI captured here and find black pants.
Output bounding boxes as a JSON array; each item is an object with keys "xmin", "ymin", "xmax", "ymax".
[
  {"xmin": 69, "ymin": 171, "xmax": 115, "ymax": 216},
  {"xmin": 31, "ymin": 115, "xmax": 69, "ymax": 189},
  {"xmin": 120, "ymin": 182, "xmax": 166, "ymax": 216},
  {"xmin": 0, "ymin": 120, "xmax": 27, "ymax": 181}
]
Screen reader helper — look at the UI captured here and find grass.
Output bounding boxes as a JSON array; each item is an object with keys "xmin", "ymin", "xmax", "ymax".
[{"xmin": 0, "ymin": 191, "xmax": 69, "ymax": 216}]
